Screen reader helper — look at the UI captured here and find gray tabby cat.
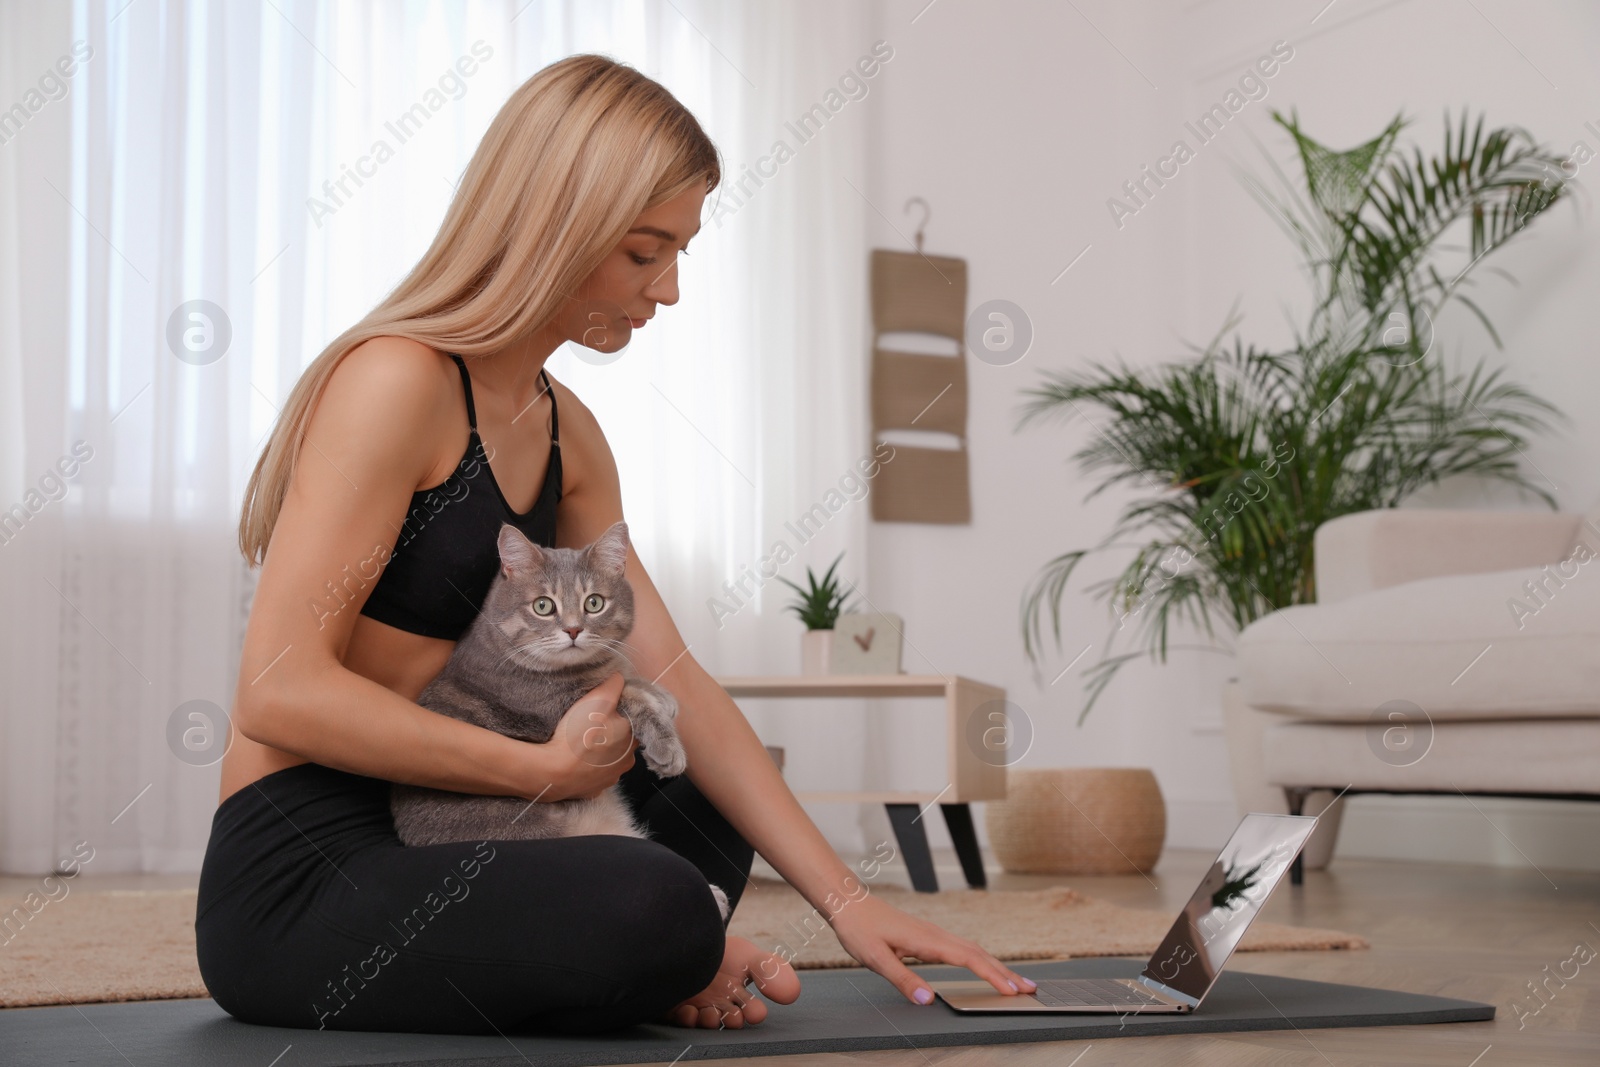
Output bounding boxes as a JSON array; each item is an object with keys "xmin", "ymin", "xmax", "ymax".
[{"xmin": 389, "ymin": 519, "xmax": 729, "ymax": 921}]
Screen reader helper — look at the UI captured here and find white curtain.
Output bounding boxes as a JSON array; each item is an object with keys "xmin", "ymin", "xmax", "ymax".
[{"xmin": 0, "ymin": 0, "xmax": 877, "ymax": 874}]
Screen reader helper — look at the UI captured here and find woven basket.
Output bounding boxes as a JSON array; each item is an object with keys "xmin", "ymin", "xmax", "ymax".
[{"xmin": 985, "ymin": 767, "xmax": 1166, "ymax": 875}]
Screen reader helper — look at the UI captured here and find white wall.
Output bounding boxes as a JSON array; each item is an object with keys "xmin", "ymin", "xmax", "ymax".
[{"xmin": 849, "ymin": 0, "xmax": 1600, "ymax": 869}]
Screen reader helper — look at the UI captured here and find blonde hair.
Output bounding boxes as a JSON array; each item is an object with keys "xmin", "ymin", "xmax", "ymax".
[{"xmin": 238, "ymin": 53, "xmax": 722, "ymax": 564}]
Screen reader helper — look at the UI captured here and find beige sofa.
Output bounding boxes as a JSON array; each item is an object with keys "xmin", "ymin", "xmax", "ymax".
[{"xmin": 1234, "ymin": 504, "xmax": 1600, "ymax": 883}]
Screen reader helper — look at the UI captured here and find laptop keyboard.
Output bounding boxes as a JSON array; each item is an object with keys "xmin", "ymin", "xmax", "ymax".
[{"xmin": 1029, "ymin": 979, "xmax": 1168, "ymax": 1007}]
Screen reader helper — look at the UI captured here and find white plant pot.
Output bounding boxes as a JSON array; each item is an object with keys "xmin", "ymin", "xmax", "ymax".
[
  {"xmin": 1220, "ymin": 678, "xmax": 1344, "ymax": 870},
  {"xmin": 800, "ymin": 629, "xmax": 833, "ymax": 675}
]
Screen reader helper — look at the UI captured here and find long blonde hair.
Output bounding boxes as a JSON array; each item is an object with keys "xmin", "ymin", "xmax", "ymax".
[{"xmin": 238, "ymin": 53, "xmax": 722, "ymax": 564}]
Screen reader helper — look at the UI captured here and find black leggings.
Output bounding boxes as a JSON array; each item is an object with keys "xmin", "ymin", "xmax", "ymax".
[{"xmin": 194, "ymin": 756, "xmax": 754, "ymax": 1035}]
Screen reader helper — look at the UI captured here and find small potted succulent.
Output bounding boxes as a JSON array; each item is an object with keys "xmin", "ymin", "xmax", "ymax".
[{"xmin": 776, "ymin": 551, "xmax": 856, "ymax": 675}]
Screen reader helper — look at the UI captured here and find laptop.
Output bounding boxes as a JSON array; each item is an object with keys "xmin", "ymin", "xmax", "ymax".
[{"xmin": 930, "ymin": 812, "xmax": 1318, "ymax": 1013}]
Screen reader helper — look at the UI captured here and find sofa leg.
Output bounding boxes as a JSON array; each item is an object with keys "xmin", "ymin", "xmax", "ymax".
[{"xmin": 1284, "ymin": 788, "xmax": 1309, "ymax": 886}]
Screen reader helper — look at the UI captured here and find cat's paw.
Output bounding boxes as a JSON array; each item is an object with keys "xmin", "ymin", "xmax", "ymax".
[
  {"xmin": 622, "ymin": 680, "xmax": 678, "ymax": 722},
  {"xmin": 643, "ymin": 732, "xmax": 688, "ymax": 777},
  {"xmin": 708, "ymin": 882, "xmax": 730, "ymax": 922}
]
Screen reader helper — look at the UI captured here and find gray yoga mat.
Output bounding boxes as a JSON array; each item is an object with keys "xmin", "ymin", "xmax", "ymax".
[{"xmin": 0, "ymin": 957, "xmax": 1494, "ymax": 1066}]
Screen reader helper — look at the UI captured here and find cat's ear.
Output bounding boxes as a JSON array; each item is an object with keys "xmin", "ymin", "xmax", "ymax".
[
  {"xmin": 585, "ymin": 521, "xmax": 629, "ymax": 576},
  {"xmin": 498, "ymin": 523, "xmax": 546, "ymax": 578}
]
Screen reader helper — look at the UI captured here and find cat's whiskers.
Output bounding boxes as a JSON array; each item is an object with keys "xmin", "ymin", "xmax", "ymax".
[
  {"xmin": 580, "ymin": 634, "xmax": 636, "ymax": 665},
  {"xmin": 499, "ymin": 642, "xmax": 549, "ymax": 671}
]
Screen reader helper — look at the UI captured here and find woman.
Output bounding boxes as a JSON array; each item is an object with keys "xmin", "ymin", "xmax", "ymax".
[{"xmin": 197, "ymin": 52, "xmax": 1036, "ymax": 1036}]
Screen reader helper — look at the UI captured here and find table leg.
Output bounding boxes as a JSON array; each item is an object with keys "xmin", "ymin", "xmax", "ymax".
[
  {"xmin": 940, "ymin": 803, "xmax": 987, "ymax": 889},
  {"xmin": 885, "ymin": 803, "xmax": 939, "ymax": 892}
]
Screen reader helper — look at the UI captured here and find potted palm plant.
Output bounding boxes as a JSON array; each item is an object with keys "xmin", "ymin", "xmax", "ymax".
[
  {"xmin": 777, "ymin": 551, "xmax": 856, "ymax": 674},
  {"xmin": 1016, "ymin": 110, "xmax": 1569, "ymax": 855}
]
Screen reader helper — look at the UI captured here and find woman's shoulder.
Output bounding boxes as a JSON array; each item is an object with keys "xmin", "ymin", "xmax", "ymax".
[
  {"xmin": 335, "ymin": 336, "xmax": 458, "ymax": 402},
  {"xmin": 310, "ymin": 336, "xmax": 462, "ymax": 490},
  {"xmin": 320, "ymin": 337, "xmax": 465, "ymax": 438}
]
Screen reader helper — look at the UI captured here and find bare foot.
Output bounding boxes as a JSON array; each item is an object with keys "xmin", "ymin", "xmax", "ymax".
[{"xmin": 656, "ymin": 935, "xmax": 802, "ymax": 1029}]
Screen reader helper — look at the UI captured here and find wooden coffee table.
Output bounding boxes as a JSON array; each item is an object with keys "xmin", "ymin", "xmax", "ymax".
[{"xmin": 715, "ymin": 674, "xmax": 1007, "ymax": 892}]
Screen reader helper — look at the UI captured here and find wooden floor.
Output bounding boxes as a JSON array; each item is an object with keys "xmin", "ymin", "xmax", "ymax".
[{"xmin": 5, "ymin": 848, "xmax": 1595, "ymax": 1064}]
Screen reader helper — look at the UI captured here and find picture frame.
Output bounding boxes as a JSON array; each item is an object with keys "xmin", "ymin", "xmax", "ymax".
[{"xmin": 830, "ymin": 612, "xmax": 904, "ymax": 674}]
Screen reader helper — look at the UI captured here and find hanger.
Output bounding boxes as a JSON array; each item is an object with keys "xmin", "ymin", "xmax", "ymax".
[{"xmin": 905, "ymin": 196, "xmax": 931, "ymax": 253}]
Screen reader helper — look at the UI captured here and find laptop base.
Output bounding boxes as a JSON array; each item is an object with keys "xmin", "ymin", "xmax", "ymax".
[{"xmin": 933, "ymin": 977, "xmax": 1191, "ymax": 1014}]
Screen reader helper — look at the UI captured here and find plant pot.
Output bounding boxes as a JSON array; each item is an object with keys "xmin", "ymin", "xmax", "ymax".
[
  {"xmin": 1221, "ymin": 678, "xmax": 1344, "ymax": 870},
  {"xmin": 800, "ymin": 629, "xmax": 833, "ymax": 675},
  {"xmin": 985, "ymin": 767, "xmax": 1166, "ymax": 875}
]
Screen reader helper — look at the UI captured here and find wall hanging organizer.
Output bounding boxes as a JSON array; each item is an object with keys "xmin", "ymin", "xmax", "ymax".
[{"xmin": 868, "ymin": 197, "xmax": 971, "ymax": 524}]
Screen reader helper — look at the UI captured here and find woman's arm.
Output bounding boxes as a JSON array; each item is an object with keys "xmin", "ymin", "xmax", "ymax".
[
  {"xmin": 234, "ymin": 339, "xmax": 631, "ymax": 802},
  {"xmin": 553, "ymin": 387, "xmax": 1037, "ymax": 1005}
]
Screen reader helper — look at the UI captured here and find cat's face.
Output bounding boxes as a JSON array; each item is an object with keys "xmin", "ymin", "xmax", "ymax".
[{"xmin": 486, "ymin": 521, "xmax": 637, "ymax": 669}]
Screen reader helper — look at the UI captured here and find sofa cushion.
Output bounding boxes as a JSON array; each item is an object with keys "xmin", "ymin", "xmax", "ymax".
[
  {"xmin": 1315, "ymin": 509, "xmax": 1583, "ymax": 604},
  {"xmin": 1238, "ymin": 556, "xmax": 1600, "ymax": 721},
  {"xmin": 1262, "ymin": 718, "xmax": 1600, "ymax": 794}
]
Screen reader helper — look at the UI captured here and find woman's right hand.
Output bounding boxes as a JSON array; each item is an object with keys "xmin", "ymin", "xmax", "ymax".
[{"xmin": 531, "ymin": 672, "xmax": 636, "ymax": 801}]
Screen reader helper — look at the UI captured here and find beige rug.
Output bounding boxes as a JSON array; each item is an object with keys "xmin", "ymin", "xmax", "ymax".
[
  {"xmin": 0, "ymin": 878, "xmax": 1367, "ymax": 1009},
  {"xmin": 1, "ymin": 889, "xmax": 206, "ymax": 1009}
]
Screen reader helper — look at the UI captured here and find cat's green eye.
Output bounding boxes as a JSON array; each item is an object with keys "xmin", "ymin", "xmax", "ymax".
[
  {"xmin": 530, "ymin": 596, "xmax": 556, "ymax": 616},
  {"xmin": 584, "ymin": 594, "xmax": 605, "ymax": 613}
]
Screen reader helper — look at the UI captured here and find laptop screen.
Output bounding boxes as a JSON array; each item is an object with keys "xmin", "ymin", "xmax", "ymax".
[{"xmin": 1139, "ymin": 813, "xmax": 1318, "ymax": 1003}]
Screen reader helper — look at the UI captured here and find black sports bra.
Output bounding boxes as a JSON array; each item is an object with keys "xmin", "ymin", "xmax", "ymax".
[{"xmin": 359, "ymin": 352, "xmax": 562, "ymax": 640}]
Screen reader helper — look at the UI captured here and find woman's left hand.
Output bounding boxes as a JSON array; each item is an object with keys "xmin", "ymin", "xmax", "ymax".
[{"xmin": 828, "ymin": 891, "xmax": 1038, "ymax": 1005}]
